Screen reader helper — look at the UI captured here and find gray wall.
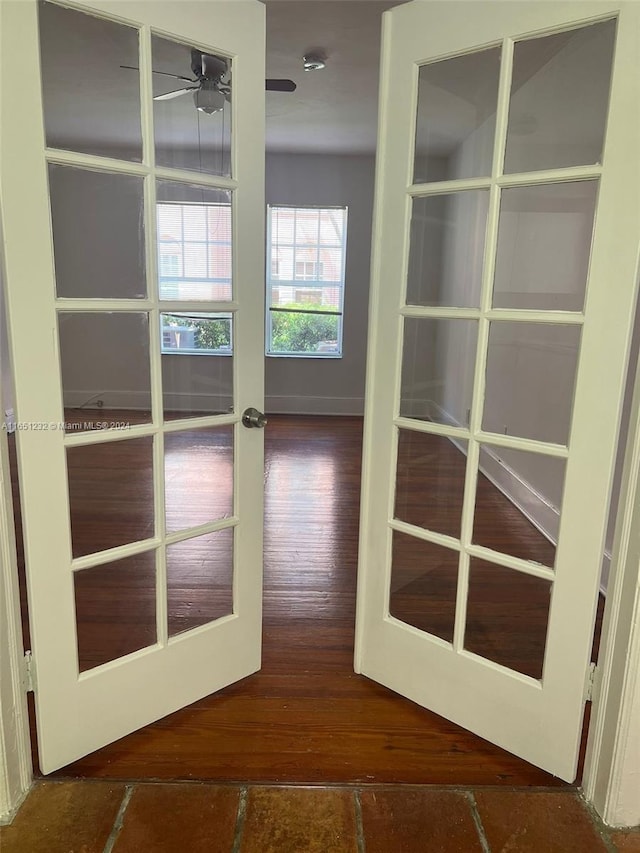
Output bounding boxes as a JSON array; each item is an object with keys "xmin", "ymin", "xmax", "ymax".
[{"xmin": 265, "ymin": 153, "xmax": 374, "ymax": 414}]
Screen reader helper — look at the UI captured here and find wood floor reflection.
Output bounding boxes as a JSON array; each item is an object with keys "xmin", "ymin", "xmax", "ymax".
[{"xmin": 10, "ymin": 415, "xmax": 601, "ymax": 785}]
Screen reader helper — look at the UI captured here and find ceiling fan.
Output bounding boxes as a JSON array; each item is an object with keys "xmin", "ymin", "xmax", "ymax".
[{"xmin": 121, "ymin": 49, "xmax": 296, "ymax": 114}]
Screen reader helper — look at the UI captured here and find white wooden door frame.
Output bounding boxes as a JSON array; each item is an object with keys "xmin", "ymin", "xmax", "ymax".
[
  {"xmin": 0, "ymin": 206, "xmax": 32, "ymax": 822},
  {"xmin": 584, "ymin": 315, "xmax": 640, "ymax": 826},
  {"xmin": 0, "ymin": 0, "xmax": 639, "ymax": 826},
  {"xmin": 0, "ymin": 423, "xmax": 32, "ymax": 825}
]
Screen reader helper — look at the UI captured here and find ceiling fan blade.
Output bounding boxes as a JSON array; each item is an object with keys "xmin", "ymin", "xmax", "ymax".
[
  {"xmin": 154, "ymin": 86, "xmax": 199, "ymax": 101},
  {"xmin": 151, "ymin": 69, "xmax": 196, "ymax": 82},
  {"xmin": 266, "ymin": 79, "xmax": 297, "ymax": 93},
  {"xmin": 120, "ymin": 65, "xmax": 195, "ymax": 83}
]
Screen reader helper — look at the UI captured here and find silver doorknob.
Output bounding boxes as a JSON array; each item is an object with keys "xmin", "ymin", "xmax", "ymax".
[{"xmin": 242, "ymin": 407, "xmax": 267, "ymax": 429}]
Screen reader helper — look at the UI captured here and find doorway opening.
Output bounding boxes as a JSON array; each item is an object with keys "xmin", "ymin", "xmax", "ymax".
[{"xmin": 2, "ymin": 0, "xmax": 635, "ymax": 786}]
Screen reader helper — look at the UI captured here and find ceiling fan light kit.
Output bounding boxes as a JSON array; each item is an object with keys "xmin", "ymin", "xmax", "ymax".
[
  {"xmin": 121, "ymin": 48, "xmax": 296, "ymax": 113},
  {"xmin": 193, "ymin": 83, "xmax": 226, "ymax": 114}
]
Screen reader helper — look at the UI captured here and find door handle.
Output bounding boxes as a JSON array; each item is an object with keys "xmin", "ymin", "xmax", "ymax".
[{"xmin": 242, "ymin": 407, "xmax": 267, "ymax": 429}]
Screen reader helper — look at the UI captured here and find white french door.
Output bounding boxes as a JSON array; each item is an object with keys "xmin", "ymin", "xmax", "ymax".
[
  {"xmin": 0, "ymin": 0, "xmax": 266, "ymax": 773},
  {"xmin": 356, "ymin": 1, "xmax": 640, "ymax": 781}
]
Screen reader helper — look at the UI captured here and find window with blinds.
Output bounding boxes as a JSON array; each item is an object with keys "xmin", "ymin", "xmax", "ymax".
[
  {"xmin": 157, "ymin": 202, "xmax": 232, "ymax": 302},
  {"xmin": 266, "ymin": 205, "xmax": 348, "ymax": 357},
  {"xmin": 157, "ymin": 201, "xmax": 233, "ymax": 355}
]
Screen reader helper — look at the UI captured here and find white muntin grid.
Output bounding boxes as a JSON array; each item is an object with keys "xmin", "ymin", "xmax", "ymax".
[
  {"xmin": 44, "ymin": 11, "xmax": 241, "ymax": 671},
  {"xmin": 384, "ymin": 24, "xmax": 610, "ymax": 677}
]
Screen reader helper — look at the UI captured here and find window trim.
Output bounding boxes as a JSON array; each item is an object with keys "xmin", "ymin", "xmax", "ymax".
[{"xmin": 266, "ymin": 204, "xmax": 348, "ymax": 359}]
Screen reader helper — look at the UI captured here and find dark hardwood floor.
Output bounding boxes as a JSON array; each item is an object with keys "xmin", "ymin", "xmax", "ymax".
[{"xmin": 9, "ymin": 415, "xmax": 601, "ymax": 785}]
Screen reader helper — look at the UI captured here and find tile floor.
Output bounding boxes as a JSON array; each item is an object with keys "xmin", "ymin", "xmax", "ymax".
[{"xmin": 1, "ymin": 780, "xmax": 639, "ymax": 852}]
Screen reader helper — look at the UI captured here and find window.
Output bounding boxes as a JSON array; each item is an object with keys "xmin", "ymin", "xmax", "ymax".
[
  {"xmin": 266, "ymin": 205, "xmax": 348, "ymax": 357},
  {"xmin": 161, "ymin": 312, "xmax": 232, "ymax": 356},
  {"xmin": 295, "ymin": 260, "xmax": 324, "ymax": 280},
  {"xmin": 157, "ymin": 201, "xmax": 232, "ymax": 302},
  {"xmin": 157, "ymin": 200, "xmax": 233, "ymax": 356}
]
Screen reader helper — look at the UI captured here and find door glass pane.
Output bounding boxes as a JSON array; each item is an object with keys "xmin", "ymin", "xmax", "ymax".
[
  {"xmin": 165, "ymin": 427, "xmax": 233, "ymax": 532},
  {"xmin": 473, "ymin": 444, "xmax": 565, "ymax": 568},
  {"xmin": 39, "ymin": 1, "xmax": 142, "ymax": 161},
  {"xmin": 389, "ymin": 532, "xmax": 458, "ymax": 643},
  {"xmin": 67, "ymin": 437, "xmax": 154, "ymax": 558},
  {"xmin": 504, "ymin": 20, "xmax": 616, "ymax": 174},
  {"xmin": 465, "ymin": 559, "xmax": 551, "ymax": 679},
  {"xmin": 395, "ymin": 430, "xmax": 468, "ymax": 539},
  {"xmin": 152, "ymin": 35, "xmax": 231, "ymax": 177},
  {"xmin": 400, "ymin": 318, "xmax": 478, "ymax": 425},
  {"xmin": 156, "ymin": 183, "xmax": 232, "ymax": 301},
  {"xmin": 167, "ymin": 528, "xmax": 233, "ymax": 637},
  {"xmin": 406, "ymin": 191, "xmax": 489, "ymax": 308},
  {"xmin": 162, "ymin": 313, "xmax": 233, "ymax": 420},
  {"xmin": 482, "ymin": 322, "xmax": 581, "ymax": 445},
  {"xmin": 49, "ymin": 165, "xmax": 146, "ymax": 299},
  {"xmin": 413, "ymin": 47, "xmax": 501, "ymax": 183},
  {"xmin": 58, "ymin": 313, "xmax": 152, "ymax": 433},
  {"xmin": 492, "ymin": 182, "xmax": 598, "ymax": 311},
  {"xmin": 74, "ymin": 552, "xmax": 156, "ymax": 672}
]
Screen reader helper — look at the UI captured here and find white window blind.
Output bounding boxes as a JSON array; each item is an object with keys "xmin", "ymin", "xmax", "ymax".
[
  {"xmin": 267, "ymin": 206, "xmax": 348, "ymax": 357},
  {"xmin": 157, "ymin": 202, "xmax": 232, "ymax": 302}
]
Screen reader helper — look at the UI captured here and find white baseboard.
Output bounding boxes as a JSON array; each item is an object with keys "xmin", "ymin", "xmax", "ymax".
[
  {"xmin": 64, "ymin": 391, "xmax": 364, "ymax": 417},
  {"xmin": 63, "ymin": 390, "xmax": 228, "ymax": 414},
  {"xmin": 478, "ymin": 444, "xmax": 560, "ymax": 543},
  {"xmin": 425, "ymin": 399, "xmax": 611, "ymax": 595},
  {"xmin": 398, "ymin": 398, "xmax": 433, "ymax": 421},
  {"xmin": 63, "ymin": 390, "xmax": 150, "ymax": 410},
  {"xmin": 265, "ymin": 395, "xmax": 365, "ymax": 416}
]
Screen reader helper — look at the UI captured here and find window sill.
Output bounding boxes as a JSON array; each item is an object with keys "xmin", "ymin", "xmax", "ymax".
[
  {"xmin": 266, "ymin": 352, "xmax": 342, "ymax": 359},
  {"xmin": 161, "ymin": 350, "xmax": 233, "ymax": 357}
]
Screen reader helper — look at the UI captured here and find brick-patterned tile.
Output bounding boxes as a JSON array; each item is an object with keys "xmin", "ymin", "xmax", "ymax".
[
  {"xmin": 360, "ymin": 788, "xmax": 484, "ymax": 852},
  {"xmin": 474, "ymin": 790, "xmax": 609, "ymax": 852},
  {"xmin": 0, "ymin": 780, "xmax": 125, "ymax": 853},
  {"xmin": 240, "ymin": 787, "xmax": 358, "ymax": 853},
  {"xmin": 113, "ymin": 784, "xmax": 239, "ymax": 852}
]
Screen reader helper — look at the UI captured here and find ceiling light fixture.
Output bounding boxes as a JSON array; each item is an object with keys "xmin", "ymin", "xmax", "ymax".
[
  {"xmin": 193, "ymin": 82, "xmax": 226, "ymax": 114},
  {"xmin": 303, "ymin": 53, "xmax": 326, "ymax": 72}
]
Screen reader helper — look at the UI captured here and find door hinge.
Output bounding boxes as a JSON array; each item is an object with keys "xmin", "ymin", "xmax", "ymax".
[
  {"xmin": 584, "ymin": 662, "xmax": 598, "ymax": 702},
  {"xmin": 23, "ymin": 650, "xmax": 35, "ymax": 693}
]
